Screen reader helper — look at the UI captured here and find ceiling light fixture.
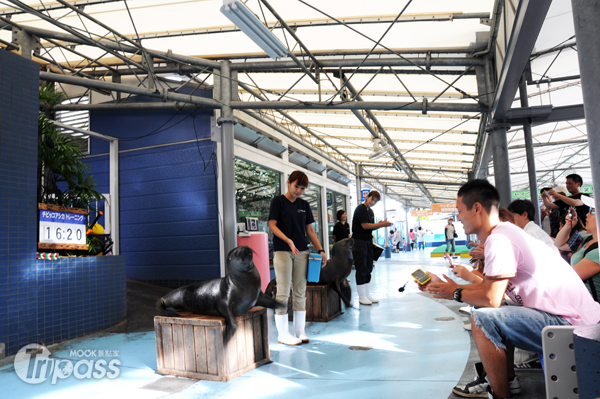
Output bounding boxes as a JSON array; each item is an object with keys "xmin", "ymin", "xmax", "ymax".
[{"xmin": 220, "ymin": 1, "xmax": 288, "ymax": 60}]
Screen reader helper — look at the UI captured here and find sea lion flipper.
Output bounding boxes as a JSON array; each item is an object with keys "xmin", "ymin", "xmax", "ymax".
[
  {"xmin": 256, "ymin": 292, "xmax": 286, "ymax": 309},
  {"xmin": 334, "ymin": 280, "xmax": 352, "ymax": 309}
]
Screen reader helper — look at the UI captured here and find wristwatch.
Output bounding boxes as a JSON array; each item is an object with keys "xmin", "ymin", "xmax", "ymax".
[
  {"xmin": 453, "ymin": 288, "xmax": 464, "ymax": 303},
  {"xmin": 318, "ymin": 249, "xmax": 325, "ymax": 254}
]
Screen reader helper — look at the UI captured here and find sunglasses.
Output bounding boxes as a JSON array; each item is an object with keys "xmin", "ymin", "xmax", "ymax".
[{"xmin": 590, "ymin": 209, "xmax": 596, "ymax": 215}]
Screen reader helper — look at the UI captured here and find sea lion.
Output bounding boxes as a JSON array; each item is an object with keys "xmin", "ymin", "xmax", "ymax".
[
  {"xmin": 264, "ymin": 237, "xmax": 355, "ymax": 308},
  {"xmin": 155, "ymin": 245, "xmax": 284, "ymax": 335},
  {"xmin": 317, "ymin": 237, "xmax": 355, "ymax": 308}
]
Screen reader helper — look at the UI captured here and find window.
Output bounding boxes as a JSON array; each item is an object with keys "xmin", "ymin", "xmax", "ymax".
[
  {"xmin": 326, "ymin": 190, "xmax": 347, "ymax": 248},
  {"xmin": 303, "ymin": 183, "xmax": 323, "ymax": 251},
  {"xmin": 234, "ymin": 158, "xmax": 281, "ymax": 256}
]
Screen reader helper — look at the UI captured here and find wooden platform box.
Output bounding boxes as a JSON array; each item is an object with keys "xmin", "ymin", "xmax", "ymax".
[
  {"xmin": 274, "ymin": 283, "xmax": 343, "ymax": 322},
  {"xmin": 154, "ymin": 307, "xmax": 270, "ymax": 382}
]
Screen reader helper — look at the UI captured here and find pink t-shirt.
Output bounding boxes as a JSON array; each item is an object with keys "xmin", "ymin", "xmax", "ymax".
[{"xmin": 484, "ymin": 222, "xmax": 600, "ymax": 326}]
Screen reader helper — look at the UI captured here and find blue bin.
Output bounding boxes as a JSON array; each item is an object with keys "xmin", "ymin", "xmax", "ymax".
[{"xmin": 307, "ymin": 253, "xmax": 322, "ymax": 282}]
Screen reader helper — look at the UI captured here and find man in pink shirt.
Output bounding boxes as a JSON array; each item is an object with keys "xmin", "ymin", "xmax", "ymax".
[{"xmin": 424, "ymin": 180, "xmax": 600, "ymax": 399}]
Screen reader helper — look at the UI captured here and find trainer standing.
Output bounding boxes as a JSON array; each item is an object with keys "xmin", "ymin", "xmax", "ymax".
[
  {"xmin": 269, "ymin": 170, "xmax": 326, "ymax": 346},
  {"xmin": 352, "ymin": 190, "xmax": 393, "ymax": 305}
]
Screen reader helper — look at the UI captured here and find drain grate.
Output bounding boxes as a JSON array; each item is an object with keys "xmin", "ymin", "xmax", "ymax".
[{"xmin": 349, "ymin": 346, "xmax": 373, "ymax": 351}]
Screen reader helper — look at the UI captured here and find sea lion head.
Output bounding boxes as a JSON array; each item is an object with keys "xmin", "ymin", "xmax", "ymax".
[
  {"xmin": 226, "ymin": 245, "xmax": 256, "ymax": 273},
  {"xmin": 331, "ymin": 237, "xmax": 354, "ymax": 259}
]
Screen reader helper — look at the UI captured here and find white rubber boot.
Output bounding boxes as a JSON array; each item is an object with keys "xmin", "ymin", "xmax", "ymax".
[
  {"xmin": 274, "ymin": 314, "xmax": 301, "ymax": 346},
  {"xmin": 357, "ymin": 284, "xmax": 372, "ymax": 305},
  {"xmin": 365, "ymin": 283, "xmax": 379, "ymax": 303},
  {"xmin": 293, "ymin": 310, "xmax": 309, "ymax": 343}
]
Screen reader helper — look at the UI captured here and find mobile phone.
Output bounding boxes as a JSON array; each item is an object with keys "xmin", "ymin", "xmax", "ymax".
[
  {"xmin": 444, "ymin": 253, "xmax": 455, "ymax": 267},
  {"xmin": 568, "ymin": 207, "xmax": 575, "ymax": 218},
  {"xmin": 411, "ymin": 269, "xmax": 431, "ymax": 285}
]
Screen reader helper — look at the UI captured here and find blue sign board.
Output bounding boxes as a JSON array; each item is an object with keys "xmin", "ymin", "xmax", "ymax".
[
  {"xmin": 326, "ymin": 192, "xmax": 333, "ymax": 206},
  {"xmin": 361, "ymin": 189, "xmax": 371, "ymax": 203}
]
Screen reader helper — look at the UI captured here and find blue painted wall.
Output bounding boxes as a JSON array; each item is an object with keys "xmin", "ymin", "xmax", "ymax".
[
  {"xmin": 0, "ymin": 50, "xmax": 126, "ymax": 356},
  {"xmin": 89, "ymin": 101, "xmax": 220, "ymax": 286}
]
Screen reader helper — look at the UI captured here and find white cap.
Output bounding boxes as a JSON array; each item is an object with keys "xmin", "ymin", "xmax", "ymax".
[
  {"xmin": 580, "ymin": 195, "xmax": 596, "ymax": 209},
  {"xmin": 553, "ymin": 185, "xmax": 568, "ymax": 195}
]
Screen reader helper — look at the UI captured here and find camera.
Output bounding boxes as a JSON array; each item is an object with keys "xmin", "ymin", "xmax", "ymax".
[{"xmin": 568, "ymin": 207, "xmax": 575, "ymax": 218}]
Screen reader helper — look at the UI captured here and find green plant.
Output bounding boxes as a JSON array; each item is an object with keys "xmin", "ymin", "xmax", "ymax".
[
  {"xmin": 38, "ymin": 82, "xmax": 105, "ymax": 255},
  {"xmin": 37, "ymin": 82, "xmax": 104, "ymax": 210}
]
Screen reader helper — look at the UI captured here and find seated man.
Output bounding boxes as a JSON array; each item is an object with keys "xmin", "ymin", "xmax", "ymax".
[
  {"xmin": 507, "ymin": 199, "xmax": 558, "ymax": 252},
  {"xmin": 423, "ymin": 180, "xmax": 600, "ymax": 399}
]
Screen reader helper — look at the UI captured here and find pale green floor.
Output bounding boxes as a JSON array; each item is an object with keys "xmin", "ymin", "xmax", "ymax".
[{"xmin": 0, "ymin": 249, "xmax": 547, "ymax": 399}]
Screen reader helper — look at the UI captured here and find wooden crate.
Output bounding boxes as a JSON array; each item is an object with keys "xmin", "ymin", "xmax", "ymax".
[
  {"xmin": 154, "ymin": 307, "xmax": 270, "ymax": 381},
  {"xmin": 274, "ymin": 284, "xmax": 343, "ymax": 322}
]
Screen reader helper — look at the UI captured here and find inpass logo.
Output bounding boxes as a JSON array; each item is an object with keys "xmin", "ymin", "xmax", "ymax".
[{"xmin": 14, "ymin": 344, "xmax": 121, "ymax": 384}]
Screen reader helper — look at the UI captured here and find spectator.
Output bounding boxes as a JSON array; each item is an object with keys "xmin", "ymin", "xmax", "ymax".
[
  {"xmin": 402, "ymin": 237, "xmax": 407, "ymax": 252},
  {"xmin": 352, "ymin": 190, "xmax": 393, "ymax": 305},
  {"xmin": 540, "ymin": 206, "xmax": 551, "ymax": 236},
  {"xmin": 507, "ymin": 199, "xmax": 558, "ymax": 252},
  {"xmin": 409, "ymin": 228, "xmax": 415, "ymax": 250},
  {"xmin": 544, "ymin": 174, "xmax": 591, "ymax": 226},
  {"xmin": 416, "ymin": 227, "xmax": 425, "ymax": 250},
  {"xmin": 541, "ymin": 187, "xmax": 562, "ymax": 237},
  {"xmin": 393, "ymin": 228, "xmax": 401, "ymax": 252},
  {"xmin": 554, "ymin": 195, "xmax": 599, "ymax": 301},
  {"xmin": 332, "ymin": 209, "xmax": 350, "ymax": 243},
  {"xmin": 556, "ymin": 214, "xmax": 586, "ymax": 262},
  {"xmin": 445, "ymin": 217, "xmax": 457, "ymax": 256},
  {"xmin": 420, "ymin": 179, "xmax": 600, "ymax": 399}
]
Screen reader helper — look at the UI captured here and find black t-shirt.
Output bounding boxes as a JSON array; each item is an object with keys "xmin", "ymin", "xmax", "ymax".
[
  {"xmin": 333, "ymin": 221, "xmax": 350, "ymax": 242},
  {"xmin": 570, "ymin": 193, "xmax": 590, "ymax": 225},
  {"xmin": 555, "ymin": 193, "xmax": 590, "ymax": 225},
  {"xmin": 352, "ymin": 203, "xmax": 375, "ymax": 241},
  {"xmin": 269, "ymin": 195, "xmax": 315, "ymax": 252}
]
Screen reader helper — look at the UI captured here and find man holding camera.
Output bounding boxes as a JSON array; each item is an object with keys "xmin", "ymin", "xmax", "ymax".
[{"xmin": 543, "ymin": 173, "xmax": 591, "ymax": 226}]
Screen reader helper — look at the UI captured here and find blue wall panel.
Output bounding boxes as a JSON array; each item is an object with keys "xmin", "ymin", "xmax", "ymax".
[
  {"xmin": 0, "ymin": 51, "xmax": 127, "ymax": 356},
  {"xmin": 88, "ymin": 104, "xmax": 220, "ymax": 284}
]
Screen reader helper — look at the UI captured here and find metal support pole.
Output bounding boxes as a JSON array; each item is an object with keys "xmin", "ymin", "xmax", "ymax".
[
  {"xmin": 519, "ymin": 74, "xmax": 540, "ymax": 225},
  {"xmin": 487, "ymin": 123, "xmax": 512, "ymax": 207},
  {"xmin": 404, "ymin": 200, "xmax": 410, "ymax": 244},
  {"xmin": 383, "ymin": 186, "xmax": 391, "ymax": 258},
  {"xmin": 219, "ymin": 61, "xmax": 237, "ymax": 262},
  {"xmin": 109, "ymin": 140, "xmax": 120, "ymax": 255},
  {"xmin": 355, "ymin": 164, "xmax": 362, "ymax": 209},
  {"xmin": 571, "ymin": 0, "xmax": 600, "ymax": 240}
]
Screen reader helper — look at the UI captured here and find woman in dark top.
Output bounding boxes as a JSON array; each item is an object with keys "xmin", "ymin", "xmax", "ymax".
[
  {"xmin": 332, "ymin": 209, "xmax": 350, "ymax": 242},
  {"xmin": 269, "ymin": 171, "xmax": 326, "ymax": 345}
]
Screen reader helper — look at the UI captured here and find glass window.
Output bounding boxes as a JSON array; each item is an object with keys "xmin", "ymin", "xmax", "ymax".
[
  {"xmin": 326, "ymin": 190, "xmax": 347, "ymax": 248},
  {"xmin": 234, "ymin": 158, "xmax": 281, "ymax": 251},
  {"xmin": 303, "ymin": 183, "xmax": 322, "ymax": 251}
]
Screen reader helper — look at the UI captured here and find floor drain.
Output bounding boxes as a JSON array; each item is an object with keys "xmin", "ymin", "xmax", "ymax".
[
  {"xmin": 435, "ymin": 317, "xmax": 455, "ymax": 321},
  {"xmin": 349, "ymin": 346, "xmax": 373, "ymax": 351}
]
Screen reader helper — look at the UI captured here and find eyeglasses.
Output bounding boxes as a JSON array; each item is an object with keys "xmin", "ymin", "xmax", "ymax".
[{"xmin": 590, "ymin": 209, "xmax": 596, "ymax": 215}]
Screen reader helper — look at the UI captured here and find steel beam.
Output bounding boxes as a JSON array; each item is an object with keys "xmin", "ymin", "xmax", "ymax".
[
  {"xmin": 504, "ymin": 104, "xmax": 585, "ymax": 126},
  {"xmin": 40, "ymin": 71, "xmax": 221, "ymax": 108},
  {"xmin": 219, "ymin": 61, "xmax": 237, "ymax": 264},
  {"xmin": 231, "ymin": 57, "xmax": 484, "ymax": 72},
  {"xmin": 571, "ymin": 0, "xmax": 600, "ymax": 234},
  {"xmin": 487, "ymin": 123, "xmax": 512, "ymax": 207},
  {"xmin": 490, "ymin": 0, "xmax": 552, "ymax": 120},
  {"xmin": 518, "ymin": 74, "xmax": 540, "ymax": 225},
  {"xmin": 230, "ymin": 100, "xmax": 487, "ymax": 112},
  {"xmin": 0, "ymin": 20, "xmax": 220, "ymax": 70}
]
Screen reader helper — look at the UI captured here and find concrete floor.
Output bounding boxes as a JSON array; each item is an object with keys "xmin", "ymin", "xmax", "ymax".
[{"xmin": 0, "ymin": 249, "xmax": 547, "ymax": 399}]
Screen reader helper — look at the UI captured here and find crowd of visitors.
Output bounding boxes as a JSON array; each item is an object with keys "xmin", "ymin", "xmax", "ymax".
[{"xmin": 418, "ymin": 176, "xmax": 599, "ymax": 399}]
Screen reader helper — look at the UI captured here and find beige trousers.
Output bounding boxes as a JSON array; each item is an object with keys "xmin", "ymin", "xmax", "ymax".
[{"xmin": 273, "ymin": 250, "xmax": 309, "ymax": 315}]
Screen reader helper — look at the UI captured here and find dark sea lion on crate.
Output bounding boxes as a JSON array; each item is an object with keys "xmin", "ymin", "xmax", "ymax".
[
  {"xmin": 317, "ymin": 237, "xmax": 355, "ymax": 308},
  {"xmin": 264, "ymin": 237, "xmax": 355, "ymax": 308},
  {"xmin": 155, "ymin": 245, "xmax": 284, "ymax": 335}
]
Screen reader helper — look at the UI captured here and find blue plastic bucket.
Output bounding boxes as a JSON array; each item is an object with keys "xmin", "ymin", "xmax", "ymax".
[{"xmin": 307, "ymin": 253, "xmax": 322, "ymax": 282}]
